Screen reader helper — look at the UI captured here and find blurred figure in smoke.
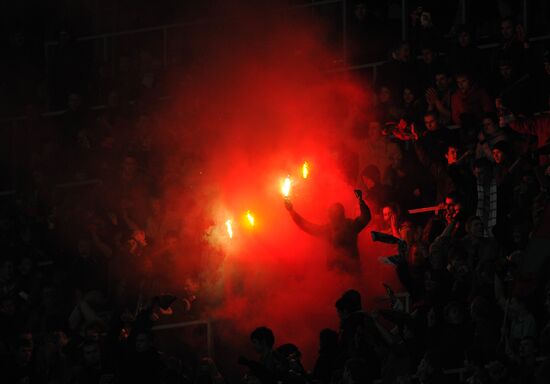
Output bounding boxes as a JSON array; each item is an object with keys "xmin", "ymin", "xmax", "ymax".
[
  {"xmin": 312, "ymin": 329, "xmax": 340, "ymax": 384},
  {"xmin": 358, "ymin": 164, "xmax": 393, "ymax": 208},
  {"xmin": 284, "ymin": 190, "xmax": 371, "ymax": 273},
  {"xmin": 239, "ymin": 327, "xmax": 287, "ymax": 384},
  {"xmin": 335, "ymin": 290, "xmax": 382, "ymax": 381}
]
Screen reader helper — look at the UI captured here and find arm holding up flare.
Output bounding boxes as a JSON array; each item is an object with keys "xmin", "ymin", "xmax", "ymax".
[
  {"xmin": 284, "ymin": 199, "xmax": 326, "ymax": 237},
  {"xmin": 353, "ymin": 189, "xmax": 371, "ymax": 232}
]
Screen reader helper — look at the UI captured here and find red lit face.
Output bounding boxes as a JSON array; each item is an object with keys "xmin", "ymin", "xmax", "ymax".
[
  {"xmin": 382, "ymin": 206, "xmax": 394, "ymax": 223},
  {"xmin": 403, "ymin": 88, "xmax": 415, "ymax": 104},
  {"xmin": 396, "ymin": 44, "xmax": 411, "ymax": 62},
  {"xmin": 378, "ymin": 87, "xmax": 391, "ymax": 103},
  {"xmin": 446, "ymin": 147, "xmax": 458, "ymax": 164},
  {"xmin": 435, "ymin": 73, "xmax": 449, "ymax": 91},
  {"xmin": 362, "ymin": 176, "xmax": 375, "ymax": 189},
  {"xmin": 456, "ymin": 76, "xmax": 470, "ymax": 93},
  {"xmin": 482, "ymin": 118, "xmax": 497, "ymax": 135},
  {"xmin": 492, "ymin": 148, "xmax": 504, "ymax": 164},
  {"xmin": 424, "ymin": 115, "xmax": 438, "ymax": 131}
]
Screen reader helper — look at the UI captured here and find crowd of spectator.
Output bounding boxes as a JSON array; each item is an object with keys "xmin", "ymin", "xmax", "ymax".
[{"xmin": 1, "ymin": 1, "xmax": 550, "ymax": 384}]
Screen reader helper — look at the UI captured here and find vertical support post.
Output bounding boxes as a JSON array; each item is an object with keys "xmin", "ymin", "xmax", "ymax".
[
  {"xmin": 44, "ymin": 43, "xmax": 52, "ymax": 111},
  {"xmin": 206, "ymin": 319, "xmax": 214, "ymax": 358},
  {"xmin": 401, "ymin": 0, "xmax": 408, "ymax": 41},
  {"xmin": 342, "ymin": 0, "xmax": 347, "ymax": 62},
  {"xmin": 11, "ymin": 120, "xmax": 17, "ymax": 190},
  {"xmin": 163, "ymin": 28, "xmax": 168, "ymax": 67},
  {"xmin": 522, "ymin": 0, "xmax": 529, "ymax": 34},
  {"xmin": 103, "ymin": 37, "xmax": 108, "ymax": 62},
  {"xmin": 44, "ymin": 43, "xmax": 50, "ymax": 77},
  {"xmin": 460, "ymin": 0, "xmax": 467, "ymax": 24},
  {"xmin": 111, "ymin": 36, "xmax": 116, "ymax": 74}
]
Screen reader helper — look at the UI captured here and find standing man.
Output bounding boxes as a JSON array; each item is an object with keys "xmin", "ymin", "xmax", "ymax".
[{"xmin": 284, "ymin": 190, "xmax": 371, "ymax": 273}]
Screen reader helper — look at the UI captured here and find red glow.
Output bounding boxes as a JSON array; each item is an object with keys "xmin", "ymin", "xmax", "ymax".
[
  {"xmin": 225, "ymin": 219, "xmax": 233, "ymax": 239},
  {"xmin": 245, "ymin": 210, "xmax": 255, "ymax": 227},
  {"xmin": 302, "ymin": 161, "xmax": 309, "ymax": 179},
  {"xmin": 281, "ymin": 176, "xmax": 292, "ymax": 198},
  {"xmin": 150, "ymin": 1, "xmax": 400, "ymax": 367}
]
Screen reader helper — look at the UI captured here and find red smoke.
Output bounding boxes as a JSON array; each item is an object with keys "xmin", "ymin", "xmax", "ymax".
[{"xmin": 152, "ymin": 1, "xmax": 401, "ymax": 368}]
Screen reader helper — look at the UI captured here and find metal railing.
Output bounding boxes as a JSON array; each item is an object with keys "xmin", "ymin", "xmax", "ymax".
[
  {"xmin": 26, "ymin": 31, "xmax": 550, "ymax": 122},
  {"xmin": 1, "ymin": 31, "xmax": 550, "ymax": 196},
  {"xmin": 331, "ymin": 33, "xmax": 550, "ymax": 83},
  {"xmin": 44, "ymin": 0, "xmax": 348, "ymax": 71},
  {"xmin": 376, "ymin": 291, "xmax": 411, "ymax": 313},
  {"xmin": 2, "ymin": 0, "xmax": 550, "ymax": 194},
  {"xmin": 153, "ymin": 318, "xmax": 214, "ymax": 358}
]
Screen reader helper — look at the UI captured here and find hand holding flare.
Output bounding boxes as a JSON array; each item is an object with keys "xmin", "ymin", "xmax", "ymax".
[{"xmin": 281, "ymin": 176, "xmax": 292, "ymax": 199}]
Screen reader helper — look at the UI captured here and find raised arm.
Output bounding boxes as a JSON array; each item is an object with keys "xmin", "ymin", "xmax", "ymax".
[
  {"xmin": 284, "ymin": 200, "xmax": 327, "ymax": 237},
  {"xmin": 426, "ymin": 87, "xmax": 451, "ymax": 124},
  {"xmin": 353, "ymin": 193, "xmax": 371, "ymax": 232},
  {"xmin": 508, "ymin": 116, "xmax": 536, "ymax": 135}
]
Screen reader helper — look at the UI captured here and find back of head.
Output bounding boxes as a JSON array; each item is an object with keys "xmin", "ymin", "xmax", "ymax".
[
  {"xmin": 319, "ymin": 328, "xmax": 338, "ymax": 352},
  {"xmin": 335, "ymin": 289, "xmax": 362, "ymax": 313},
  {"xmin": 250, "ymin": 326, "xmax": 275, "ymax": 349},
  {"xmin": 328, "ymin": 203, "xmax": 345, "ymax": 224},
  {"xmin": 276, "ymin": 343, "xmax": 301, "ymax": 360},
  {"xmin": 361, "ymin": 165, "xmax": 381, "ymax": 186}
]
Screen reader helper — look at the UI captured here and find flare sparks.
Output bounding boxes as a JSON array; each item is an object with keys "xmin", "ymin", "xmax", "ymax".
[
  {"xmin": 225, "ymin": 219, "xmax": 233, "ymax": 239},
  {"xmin": 302, "ymin": 161, "xmax": 309, "ymax": 179},
  {"xmin": 281, "ymin": 176, "xmax": 292, "ymax": 197},
  {"xmin": 246, "ymin": 210, "xmax": 255, "ymax": 226}
]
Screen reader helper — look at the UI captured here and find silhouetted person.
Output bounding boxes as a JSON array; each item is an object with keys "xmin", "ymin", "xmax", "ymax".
[
  {"xmin": 312, "ymin": 329, "xmax": 341, "ymax": 384},
  {"xmin": 342, "ymin": 358, "xmax": 371, "ymax": 384},
  {"xmin": 240, "ymin": 327, "xmax": 287, "ymax": 384},
  {"xmin": 119, "ymin": 330, "xmax": 163, "ymax": 384},
  {"xmin": 284, "ymin": 191, "xmax": 371, "ymax": 273},
  {"xmin": 335, "ymin": 290, "xmax": 381, "ymax": 380},
  {"xmin": 73, "ymin": 340, "xmax": 115, "ymax": 384}
]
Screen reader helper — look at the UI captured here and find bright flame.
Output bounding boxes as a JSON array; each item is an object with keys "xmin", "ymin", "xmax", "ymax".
[
  {"xmin": 225, "ymin": 219, "xmax": 233, "ymax": 239},
  {"xmin": 246, "ymin": 210, "xmax": 255, "ymax": 226},
  {"xmin": 302, "ymin": 161, "xmax": 309, "ymax": 179},
  {"xmin": 281, "ymin": 176, "xmax": 292, "ymax": 197}
]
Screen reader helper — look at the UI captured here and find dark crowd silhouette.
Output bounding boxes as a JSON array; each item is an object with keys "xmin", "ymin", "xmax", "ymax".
[{"xmin": 1, "ymin": 1, "xmax": 550, "ymax": 383}]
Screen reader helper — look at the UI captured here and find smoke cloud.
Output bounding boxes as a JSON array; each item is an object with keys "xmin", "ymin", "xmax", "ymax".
[{"xmin": 148, "ymin": 0, "xmax": 401, "ymax": 369}]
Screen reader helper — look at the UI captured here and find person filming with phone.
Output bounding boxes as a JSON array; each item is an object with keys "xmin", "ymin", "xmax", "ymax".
[{"xmin": 284, "ymin": 190, "xmax": 371, "ymax": 273}]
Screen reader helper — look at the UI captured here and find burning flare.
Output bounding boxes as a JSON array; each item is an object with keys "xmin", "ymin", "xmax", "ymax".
[
  {"xmin": 302, "ymin": 161, "xmax": 309, "ymax": 179},
  {"xmin": 246, "ymin": 210, "xmax": 255, "ymax": 226},
  {"xmin": 225, "ymin": 219, "xmax": 233, "ymax": 239},
  {"xmin": 281, "ymin": 176, "xmax": 292, "ymax": 198}
]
